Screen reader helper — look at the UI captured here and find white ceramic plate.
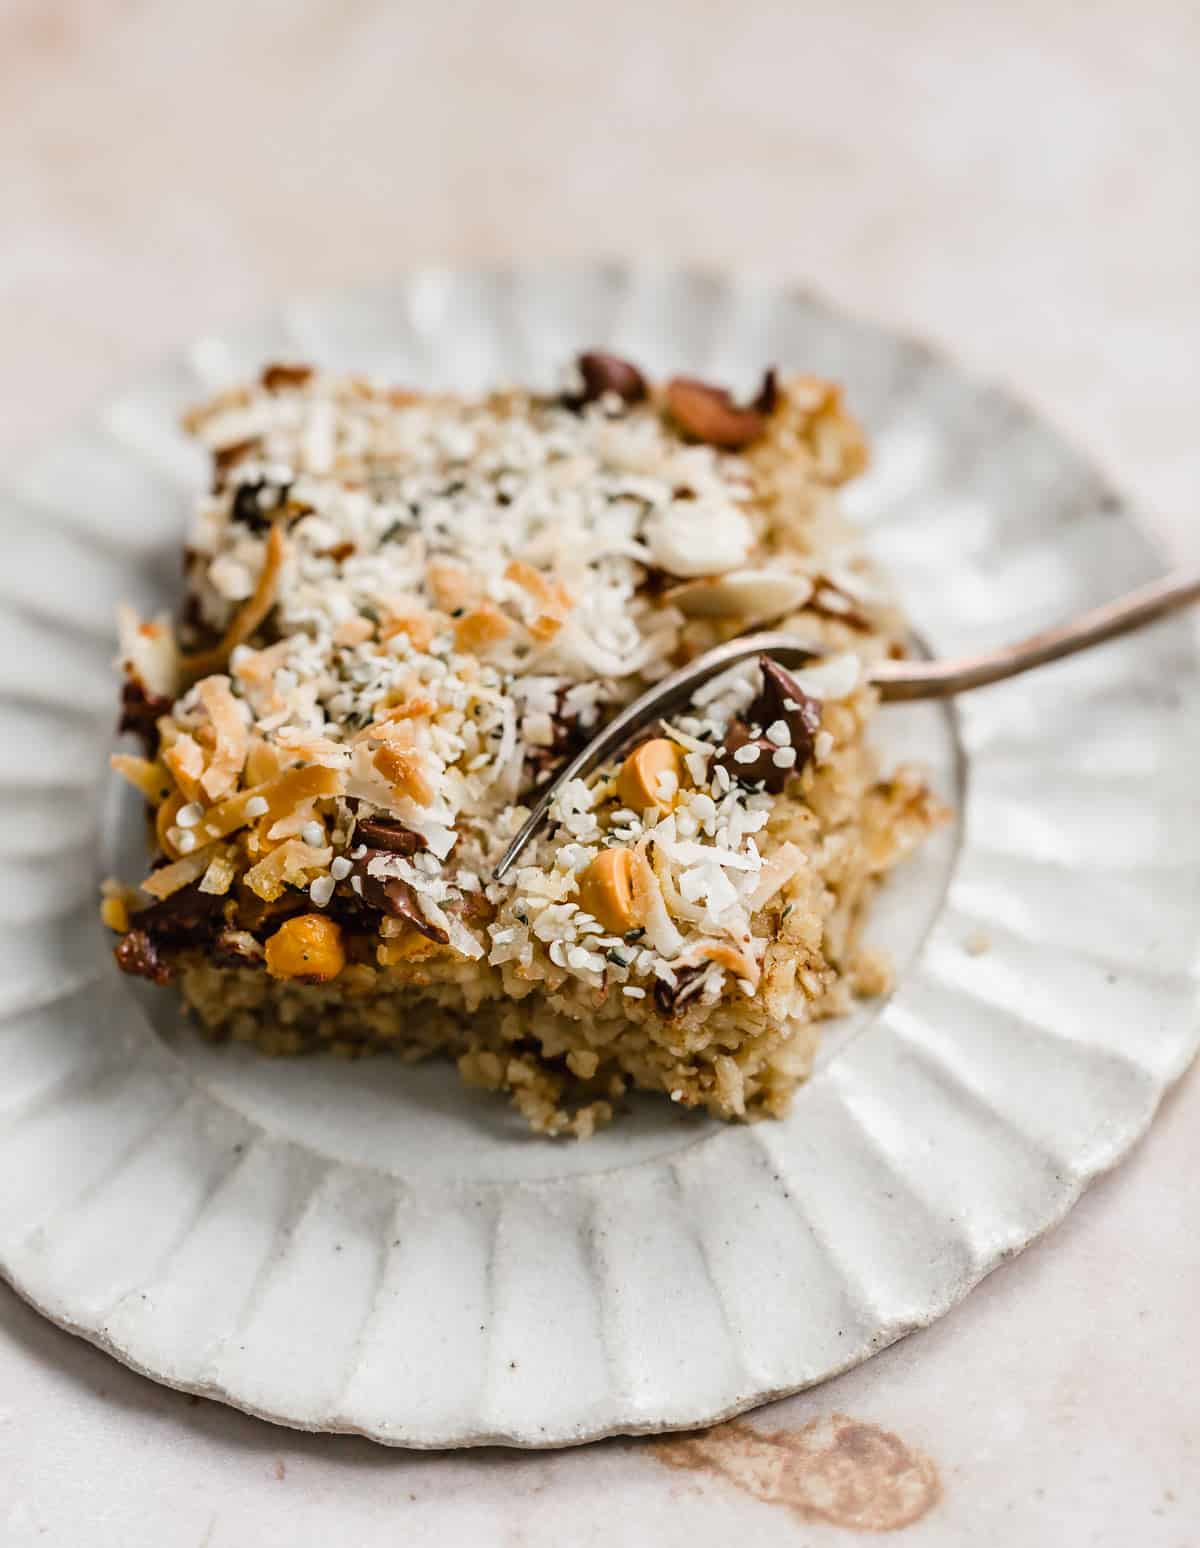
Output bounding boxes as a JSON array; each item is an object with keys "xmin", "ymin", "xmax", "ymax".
[{"xmin": 0, "ymin": 263, "xmax": 1196, "ymax": 1449}]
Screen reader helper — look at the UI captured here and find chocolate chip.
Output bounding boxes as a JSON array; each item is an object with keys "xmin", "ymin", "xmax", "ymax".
[
  {"xmin": 652, "ymin": 964, "xmax": 707, "ymax": 1017},
  {"xmin": 714, "ymin": 657, "xmax": 823, "ymax": 792},
  {"xmin": 663, "ymin": 377, "xmax": 767, "ymax": 449},
  {"xmin": 524, "ymin": 691, "xmax": 589, "ymax": 790},
  {"xmin": 752, "ymin": 658, "xmax": 822, "ymax": 764},
  {"xmin": 230, "ymin": 477, "xmax": 292, "ymax": 534},
  {"xmin": 117, "ymin": 678, "xmax": 174, "ymax": 757},
  {"xmin": 562, "ymin": 352, "xmax": 647, "ymax": 409},
  {"xmin": 232, "ymin": 887, "xmax": 310, "ymax": 937},
  {"xmin": 713, "ymin": 724, "xmax": 790, "ymax": 792},
  {"xmin": 652, "ymin": 977, "xmax": 676, "ymax": 1016},
  {"xmin": 114, "ymin": 929, "xmax": 170, "ymax": 984},
  {"xmin": 260, "ymin": 362, "xmax": 314, "ymax": 391},
  {"xmin": 132, "ymin": 883, "xmax": 225, "ymax": 947},
  {"xmin": 351, "ymin": 851, "xmax": 450, "ymax": 944},
  {"xmin": 353, "ymin": 816, "xmax": 428, "ymax": 856}
]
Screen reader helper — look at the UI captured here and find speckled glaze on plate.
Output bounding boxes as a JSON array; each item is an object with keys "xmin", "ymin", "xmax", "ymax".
[{"xmin": 0, "ymin": 262, "xmax": 1196, "ymax": 1449}]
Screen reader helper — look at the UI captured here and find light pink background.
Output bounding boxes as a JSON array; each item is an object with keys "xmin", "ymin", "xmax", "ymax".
[{"xmin": 1, "ymin": 2, "xmax": 1197, "ymax": 1542}]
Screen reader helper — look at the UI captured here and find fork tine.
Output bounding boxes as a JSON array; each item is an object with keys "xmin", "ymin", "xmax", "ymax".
[{"xmin": 492, "ymin": 632, "xmax": 827, "ymax": 880}]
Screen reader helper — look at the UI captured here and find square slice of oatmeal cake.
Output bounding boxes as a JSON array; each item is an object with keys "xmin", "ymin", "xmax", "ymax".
[{"xmin": 104, "ymin": 353, "xmax": 943, "ymax": 1136}]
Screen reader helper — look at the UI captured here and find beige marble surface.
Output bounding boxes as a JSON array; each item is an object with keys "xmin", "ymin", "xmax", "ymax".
[{"xmin": 1, "ymin": 1, "xmax": 1198, "ymax": 1542}]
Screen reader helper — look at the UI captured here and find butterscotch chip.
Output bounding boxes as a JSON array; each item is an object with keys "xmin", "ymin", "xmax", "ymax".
[
  {"xmin": 578, "ymin": 848, "xmax": 636, "ymax": 933},
  {"xmin": 617, "ymin": 738, "xmax": 685, "ymax": 813},
  {"xmin": 264, "ymin": 915, "xmax": 345, "ymax": 981}
]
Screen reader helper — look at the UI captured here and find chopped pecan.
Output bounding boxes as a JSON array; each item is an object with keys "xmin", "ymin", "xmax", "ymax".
[
  {"xmin": 114, "ymin": 929, "xmax": 170, "ymax": 984},
  {"xmin": 117, "ymin": 678, "xmax": 174, "ymax": 757},
  {"xmin": 562, "ymin": 351, "xmax": 647, "ymax": 409},
  {"xmin": 752, "ymin": 367, "xmax": 779, "ymax": 415},
  {"xmin": 260, "ymin": 362, "xmax": 314, "ymax": 391},
  {"xmin": 352, "ymin": 850, "xmax": 450, "ymax": 944},
  {"xmin": 663, "ymin": 373, "xmax": 775, "ymax": 449},
  {"xmin": 354, "ymin": 815, "xmax": 428, "ymax": 855}
]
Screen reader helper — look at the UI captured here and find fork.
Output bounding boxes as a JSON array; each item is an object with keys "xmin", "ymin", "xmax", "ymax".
[{"xmin": 493, "ymin": 565, "xmax": 1200, "ymax": 881}]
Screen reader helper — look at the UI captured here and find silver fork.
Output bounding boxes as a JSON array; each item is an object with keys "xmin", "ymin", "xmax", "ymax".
[{"xmin": 493, "ymin": 565, "xmax": 1200, "ymax": 881}]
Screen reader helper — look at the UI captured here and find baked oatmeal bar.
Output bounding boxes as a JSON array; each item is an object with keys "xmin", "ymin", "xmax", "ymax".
[{"xmin": 103, "ymin": 353, "xmax": 943, "ymax": 1136}]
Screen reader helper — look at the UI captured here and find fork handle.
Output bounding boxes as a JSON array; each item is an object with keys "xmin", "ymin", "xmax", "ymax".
[
  {"xmin": 492, "ymin": 566, "xmax": 1200, "ymax": 880},
  {"xmin": 871, "ymin": 565, "xmax": 1200, "ymax": 701}
]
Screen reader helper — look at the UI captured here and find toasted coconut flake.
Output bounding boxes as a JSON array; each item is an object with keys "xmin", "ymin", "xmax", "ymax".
[
  {"xmin": 371, "ymin": 695, "xmax": 438, "ymax": 726},
  {"xmin": 746, "ymin": 842, "xmax": 808, "ymax": 912},
  {"xmin": 379, "ymin": 610, "xmax": 440, "ymax": 650},
  {"xmin": 426, "ymin": 558, "xmax": 477, "ymax": 613},
  {"xmin": 453, "ymin": 603, "xmax": 513, "ymax": 655},
  {"xmin": 333, "ymin": 614, "xmax": 376, "ymax": 647},
  {"xmin": 197, "ymin": 763, "xmax": 342, "ymax": 843},
  {"xmin": 273, "ymin": 727, "xmax": 350, "ymax": 763},
  {"xmin": 688, "ymin": 938, "xmax": 760, "ymax": 986},
  {"xmin": 110, "ymin": 754, "xmax": 171, "ymax": 804},
  {"xmin": 243, "ymin": 736, "xmax": 284, "ymax": 786},
  {"xmin": 117, "ymin": 605, "xmax": 180, "ymax": 698},
  {"xmin": 265, "ymin": 797, "xmax": 324, "ymax": 843},
  {"xmin": 651, "ymin": 842, "xmax": 707, "ymax": 924},
  {"xmin": 196, "ymin": 676, "xmax": 249, "ymax": 800},
  {"xmin": 231, "ymin": 639, "xmax": 291, "ymax": 692},
  {"xmin": 140, "ymin": 846, "xmax": 216, "ymax": 900},
  {"xmin": 373, "ymin": 744, "xmax": 434, "ymax": 806},
  {"xmin": 163, "ymin": 733, "xmax": 205, "ymax": 802},
  {"xmin": 630, "ymin": 840, "xmax": 685, "ymax": 959},
  {"xmin": 245, "ymin": 840, "xmax": 333, "ymax": 902},
  {"xmin": 155, "ymin": 789, "xmax": 188, "ymax": 858},
  {"xmin": 198, "ymin": 847, "xmax": 238, "ymax": 895},
  {"xmin": 505, "ymin": 559, "xmax": 573, "ymax": 641}
]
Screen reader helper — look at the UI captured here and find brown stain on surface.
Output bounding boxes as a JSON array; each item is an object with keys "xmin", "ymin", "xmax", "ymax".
[{"xmin": 651, "ymin": 1412, "xmax": 941, "ymax": 1532}]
